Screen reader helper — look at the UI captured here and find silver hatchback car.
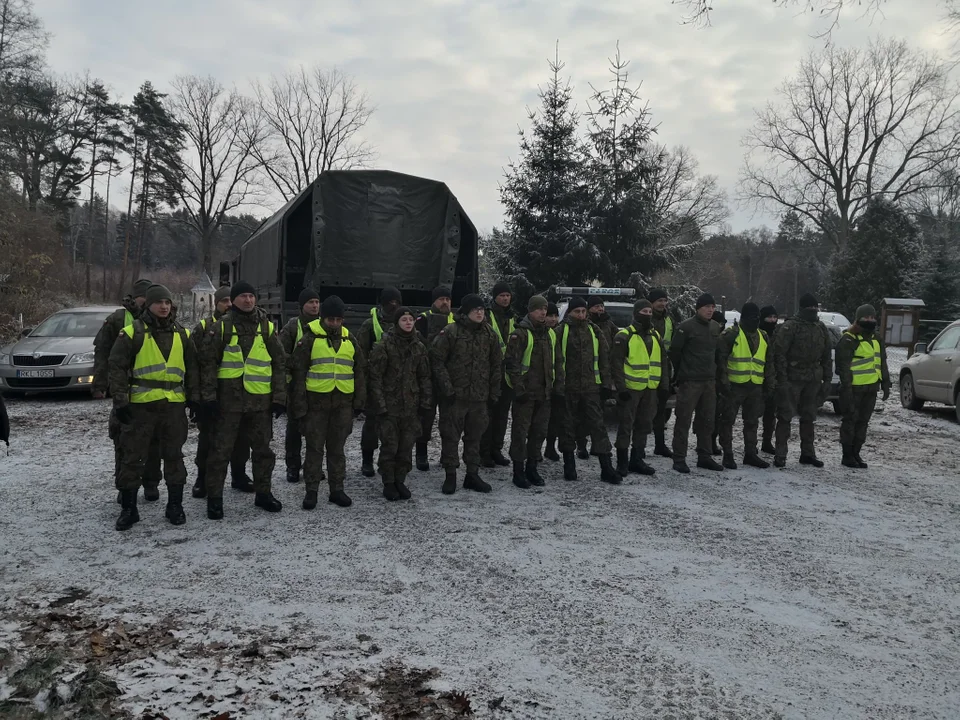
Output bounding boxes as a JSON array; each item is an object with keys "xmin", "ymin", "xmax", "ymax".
[
  {"xmin": 0, "ymin": 305, "xmax": 120, "ymax": 395},
  {"xmin": 899, "ymin": 319, "xmax": 960, "ymax": 422}
]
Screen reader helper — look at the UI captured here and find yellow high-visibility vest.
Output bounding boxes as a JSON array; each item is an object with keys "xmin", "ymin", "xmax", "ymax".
[
  {"xmin": 618, "ymin": 327, "xmax": 661, "ymax": 391},
  {"xmin": 122, "ymin": 323, "xmax": 187, "ymax": 403},
  {"xmin": 370, "ymin": 308, "xmax": 385, "ymax": 343},
  {"xmin": 663, "ymin": 316, "xmax": 673, "ymax": 351},
  {"xmin": 305, "ymin": 319, "xmax": 355, "ymax": 394},
  {"xmin": 420, "ymin": 309, "xmax": 454, "ymax": 325},
  {"xmin": 727, "ymin": 328, "xmax": 767, "ymax": 385},
  {"xmin": 560, "ymin": 323, "xmax": 600, "ymax": 385},
  {"xmin": 506, "ymin": 328, "xmax": 556, "ymax": 389},
  {"xmin": 844, "ymin": 332, "xmax": 882, "ymax": 385},
  {"xmin": 491, "ymin": 315, "xmax": 515, "ymax": 352},
  {"xmin": 217, "ymin": 320, "xmax": 275, "ymax": 395}
]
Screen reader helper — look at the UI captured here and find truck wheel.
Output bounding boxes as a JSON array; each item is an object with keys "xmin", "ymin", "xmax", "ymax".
[{"xmin": 899, "ymin": 371, "xmax": 924, "ymax": 411}]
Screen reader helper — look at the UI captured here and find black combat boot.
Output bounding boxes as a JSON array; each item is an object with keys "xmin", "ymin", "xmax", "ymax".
[
  {"xmin": 464, "ymin": 471, "xmax": 492, "ymax": 493},
  {"xmin": 852, "ymin": 442, "xmax": 868, "ymax": 469},
  {"xmin": 491, "ymin": 449, "xmax": 511, "ymax": 467},
  {"xmin": 329, "ymin": 489, "xmax": 353, "ymax": 507},
  {"xmin": 524, "ymin": 459, "xmax": 545, "ymax": 487},
  {"xmin": 544, "ymin": 437, "xmax": 560, "ymax": 462},
  {"xmin": 416, "ymin": 443, "xmax": 430, "ymax": 472},
  {"xmin": 628, "ymin": 447, "xmax": 644, "ymax": 474},
  {"xmin": 361, "ymin": 449, "xmax": 376, "ymax": 478},
  {"xmin": 143, "ymin": 484, "xmax": 160, "ymax": 502},
  {"xmin": 231, "ymin": 471, "xmax": 255, "ymax": 493},
  {"xmin": 761, "ymin": 436, "xmax": 776, "ymax": 455},
  {"xmin": 442, "ymin": 469, "xmax": 458, "ymax": 495},
  {"xmin": 599, "ymin": 454, "xmax": 622, "ymax": 484},
  {"xmin": 722, "ymin": 452, "xmax": 738, "ymax": 470},
  {"xmin": 286, "ymin": 469, "xmax": 301, "ymax": 483},
  {"xmin": 302, "ymin": 490, "xmax": 318, "ymax": 510},
  {"xmin": 799, "ymin": 454, "xmax": 824, "ymax": 468},
  {"xmin": 698, "ymin": 456, "xmax": 724, "ymax": 471},
  {"xmin": 744, "ymin": 454, "xmax": 770, "ymax": 469},
  {"xmin": 773, "ymin": 456, "xmax": 787, "ymax": 468},
  {"xmin": 383, "ymin": 483, "xmax": 401, "ymax": 501},
  {"xmin": 512, "ymin": 461, "xmax": 531, "ymax": 488},
  {"xmin": 841, "ymin": 445, "xmax": 860, "ymax": 468},
  {"xmin": 563, "ymin": 452, "xmax": 578, "ymax": 481},
  {"xmin": 115, "ymin": 490, "xmax": 139, "ymax": 531},
  {"xmin": 576, "ymin": 438, "xmax": 589, "ymax": 460},
  {"xmin": 673, "ymin": 459, "xmax": 691, "ymax": 474},
  {"xmin": 255, "ymin": 491, "xmax": 283, "ymax": 512},
  {"xmin": 206, "ymin": 497, "xmax": 224, "ymax": 520},
  {"xmin": 395, "ymin": 473, "xmax": 412, "ymax": 500},
  {"xmin": 165, "ymin": 485, "xmax": 186, "ymax": 526},
  {"xmin": 653, "ymin": 429, "xmax": 673, "ymax": 458},
  {"xmin": 634, "ymin": 455, "xmax": 656, "ymax": 476},
  {"xmin": 192, "ymin": 469, "xmax": 207, "ymax": 499},
  {"xmin": 616, "ymin": 448, "xmax": 629, "ymax": 477}
]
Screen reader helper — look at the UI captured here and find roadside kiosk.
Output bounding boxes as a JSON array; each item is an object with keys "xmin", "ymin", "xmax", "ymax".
[{"xmin": 880, "ymin": 298, "xmax": 925, "ymax": 355}]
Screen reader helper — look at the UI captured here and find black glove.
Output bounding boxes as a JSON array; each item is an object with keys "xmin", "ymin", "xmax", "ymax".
[
  {"xmin": 115, "ymin": 404, "xmax": 133, "ymax": 425},
  {"xmin": 203, "ymin": 399, "xmax": 219, "ymax": 419},
  {"xmin": 882, "ymin": 387, "xmax": 891, "ymax": 401},
  {"xmin": 271, "ymin": 403, "xmax": 286, "ymax": 419},
  {"xmin": 618, "ymin": 391, "xmax": 632, "ymax": 403}
]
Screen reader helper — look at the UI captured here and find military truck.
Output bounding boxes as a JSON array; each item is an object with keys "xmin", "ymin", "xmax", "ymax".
[{"xmin": 220, "ymin": 170, "xmax": 479, "ymax": 331}]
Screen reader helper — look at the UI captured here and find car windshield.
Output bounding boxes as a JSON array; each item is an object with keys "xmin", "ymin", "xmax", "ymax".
[{"xmin": 29, "ymin": 312, "xmax": 106, "ymax": 338}]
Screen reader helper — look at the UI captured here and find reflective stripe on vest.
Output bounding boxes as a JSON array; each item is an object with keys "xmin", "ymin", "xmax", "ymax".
[
  {"xmin": 844, "ymin": 332, "xmax": 882, "ymax": 385},
  {"xmin": 421, "ymin": 310, "xmax": 454, "ymax": 325},
  {"xmin": 561, "ymin": 324, "xmax": 600, "ymax": 385},
  {"xmin": 124, "ymin": 310, "xmax": 134, "ymax": 328},
  {"xmin": 122, "ymin": 323, "xmax": 186, "ymax": 403},
  {"xmin": 505, "ymin": 328, "xmax": 556, "ymax": 389},
  {"xmin": 727, "ymin": 328, "xmax": 767, "ymax": 385},
  {"xmin": 618, "ymin": 327, "xmax": 661, "ymax": 391},
  {"xmin": 371, "ymin": 308, "xmax": 384, "ymax": 343},
  {"xmin": 217, "ymin": 320, "xmax": 274, "ymax": 395},
  {"xmin": 305, "ymin": 321, "xmax": 355, "ymax": 394}
]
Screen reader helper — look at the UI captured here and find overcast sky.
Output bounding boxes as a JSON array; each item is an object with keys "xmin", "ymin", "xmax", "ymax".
[{"xmin": 33, "ymin": 0, "xmax": 955, "ymax": 234}]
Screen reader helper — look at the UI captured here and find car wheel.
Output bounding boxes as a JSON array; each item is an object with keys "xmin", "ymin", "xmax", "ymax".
[{"xmin": 899, "ymin": 371, "xmax": 924, "ymax": 411}]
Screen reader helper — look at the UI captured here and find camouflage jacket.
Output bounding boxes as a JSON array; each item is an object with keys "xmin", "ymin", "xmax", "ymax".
[
  {"xmin": 368, "ymin": 328, "xmax": 431, "ymax": 417},
  {"xmin": 93, "ymin": 296, "xmax": 141, "ymax": 394},
  {"xmin": 590, "ymin": 313, "xmax": 620, "ymax": 351},
  {"xmin": 835, "ymin": 329, "xmax": 891, "ymax": 393},
  {"xmin": 198, "ymin": 307, "xmax": 286, "ymax": 411},
  {"xmin": 430, "ymin": 314, "xmax": 502, "ymax": 404},
  {"xmin": 279, "ymin": 314, "xmax": 317, "ymax": 378},
  {"xmin": 357, "ymin": 309, "xmax": 395, "ymax": 357},
  {"xmin": 415, "ymin": 308, "xmax": 454, "ymax": 345},
  {"xmin": 108, "ymin": 310, "xmax": 199, "ymax": 407},
  {"xmin": 611, "ymin": 322, "xmax": 670, "ymax": 394},
  {"xmin": 773, "ymin": 314, "xmax": 832, "ymax": 385},
  {"xmin": 717, "ymin": 325, "xmax": 775, "ymax": 391},
  {"xmin": 557, "ymin": 317, "xmax": 612, "ymax": 394},
  {"xmin": 504, "ymin": 315, "xmax": 565, "ymax": 399},
  {"xmin": 288, "ymin": 321, "xmax": 367, "ymax": 419}
]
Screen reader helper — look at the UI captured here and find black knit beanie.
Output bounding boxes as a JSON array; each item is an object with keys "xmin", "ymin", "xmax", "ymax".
[
  {"xmin": 759, "ymin": 305, "xmax": 778, "ymax": 319},
  {"xmin": 741, "ymin": 302, "xmax": 760, "ymax": 320},
  {"xmin": 587, "ymin": 295, "xmax": 604, "ymax": 310},
  {"xmin": 696, "ymin": 293, "xmax": 715, "ymax": 309},
  {"xmin": 145, "ymin": 284, "xmax": 172, "ymax": 306},
  {"xmin": 298, "ymin": 287, "xmax": 320, "ymax": 309},
  {"xmin": 491, "ymin": 281, "xmax": 512, "ymax": 298},
  {"xmin": 320, "ymin": 295, "xmax": 345, "ymax": 318},
  {"xmin": 547, "ymin": 302, "xmax": 559, "ymax": 317},
  {"xmin": 647, "ymin": 288, "xmax": 668, "ymax": 303},
  {"xmin": 132, "ymin": 278, "xmax": 152, "ymax": 299},
  {"xmin": 567, "ymin": 296, "xmax": 587, "ymax": 312},
  {"xmin": 459, "ymin": 293, "xmax": 485, "ymax": 315},
  {"xmin": 432, "ymin": 285, "xmax": 452, "ymax": 302},
  {"xmin": 380, "ymin": 287, "xmax": 402, "ymax": 305},
  {"xmin": 214, "ymin": 286, "xmax": 231, "ymax": 303},
  {"xmin": 799, "ymin": 293, "xmax": 818, "ymax": 309},
  {"xmin": 230, "ymin": 281, "xmax": 257, "ymax": 302}
]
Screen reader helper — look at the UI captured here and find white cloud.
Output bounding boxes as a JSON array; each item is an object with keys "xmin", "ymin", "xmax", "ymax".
[{"xmin": 33, "ymin": 0, "xmax": 954, "ymax": 235}]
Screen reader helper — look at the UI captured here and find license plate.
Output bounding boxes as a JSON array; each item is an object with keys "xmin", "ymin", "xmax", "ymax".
[{"xmin": 17, "ymin": 369, "xmax": 55, "ymax": 378}]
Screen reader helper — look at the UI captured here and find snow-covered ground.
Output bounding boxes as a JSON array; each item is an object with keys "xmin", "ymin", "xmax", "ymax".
[{"xmin": 1, "ymin": 371, "xmax": 958, "ymax": 718}]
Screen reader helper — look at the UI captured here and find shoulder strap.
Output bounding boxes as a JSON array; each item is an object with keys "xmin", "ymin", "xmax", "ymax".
[{"xmin": 132, "ymin": 319, "xmax": 147, "ymax": 356}]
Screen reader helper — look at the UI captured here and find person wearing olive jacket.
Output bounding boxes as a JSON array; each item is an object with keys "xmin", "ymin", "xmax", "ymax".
[
  {"xmin": 669, "ymin": 293, "xmax": 723, "ymax": 474},
  {"xmin": 198, "ymin": 281, "xmax": 286, "ymax": 519},
  {"xmin": 108, "ymin": 284, "xmax": 200, "ymax": 531},
  {"xmin": 836, "ymin": 304, "xmax": 891, "ymax": 469},
  {"xmin": 278, "ymin": 287, "xmax": 321, "ymax": 484},
  {"xmin": 414, "ymin": 285, "xmax": 454, "ymax": 472},
  {"xmin": 480, "ymin": 281, "xmax": 516, "ymax": 467}
]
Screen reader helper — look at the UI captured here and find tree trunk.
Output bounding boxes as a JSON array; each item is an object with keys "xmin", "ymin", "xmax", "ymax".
[
  {"xmin": 118, "ymin": 136, "xmax": 140, "ymax": 300},
  {"xmin": 202, "ymin": 228, "xmax": 213, "ymax": 278},
  {"xmin": 102, "ymin": 169, "xmax": 111, "ymax": 301},
  {"xmin": 85, "ymin": 137, "xmax": 98, "ymax": 300}
]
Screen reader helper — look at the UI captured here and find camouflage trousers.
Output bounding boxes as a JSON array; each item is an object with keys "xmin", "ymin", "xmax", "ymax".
[
  {"xmin": 110, "ymin": 408, "xmax": 160, "ymax": 488},
  {"xmin": 480, "ymin": 378, "xmax": 512, "ymax": 457},
  {"xmin": 839, "ymin": 387, "xmax": 876, "ymax": 448},
  {"xmin": 301, "ymin": 391, "xmax": 354, "ymax": 493},
  {"xmin": 775, "ymin": 379, "xmax": 821, "ymax": 459},
  {"xmin": 117, "ymin": 403, "xmax": 187, "ymax": 492},
  {"xmin": 719, "ymin": 384, "xmax": 765, "ymax": 457},
  {"xmin": 509, "ymin": 395, "xmax": 551, "ymax": 463},
  {"xmin": 195, "ymin": 413, "xmax": 249, "ymax": 477},
  {"xmin": 285, "ymin": 415, "xmax": 303, "ymax": 472},
  {"xmin": 672, "ymin": 380, "xmax": 716, "ymax": 461},
  {"xmin": 378, "ymin": 414, "xmax": 421, "ymax": 483},
  {"xmin": 206, "ymin": 410, "xmax": 276, "ymax": 498},
  {"xmin": 562, "ymin": 391, "xmax": 612, "ymax": 455},
  {"xmin": 615, "ymin": 388, "xmax": 657, "ymax": 451},
  {"xmin": 440, "ymin": 399, "xmax": 488, "ymax": 472}
]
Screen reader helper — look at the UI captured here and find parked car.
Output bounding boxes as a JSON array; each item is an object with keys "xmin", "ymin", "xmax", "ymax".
[
  {"xmin": 819, "ymin": 311, "xmax": 851, "ymax": 328},
  {"xmin": 899, "ymin": 319, "xmax": 960, "ymax": 421},
  {"xmin": 0, "ymin": 306, "xmax": 120, "ymax": 396}
]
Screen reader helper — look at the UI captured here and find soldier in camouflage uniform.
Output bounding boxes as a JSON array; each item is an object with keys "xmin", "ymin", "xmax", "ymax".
[
  {"xmin": 279, "ymin": 288, "xmax": 321, "ymax": 483},
  {"xmin": 648, "ymin": 288, "xmax": 675, "ymax": 458},
  {"xmin": 357, "ymin": 287, "xmax": 402, "ymax": 477},
  {"xmin": 583, "ymin": 295, "xmax": 619, "ymax": 458},
  {"xmin": 414, "ymin": 285, "xmax": 454, "ymax": 471},
  {"xmin": 289, "ymin": 295, "xmax": 367, "ymax": 509},
  {"xmin": 369, "ymin": 307, "xmax": 432, "ymax": 501},
  {"xmin": 542, "ymin": 302, "xmax": 562, "ymax": 462},
  {"xmin": 836, "ymin": 304, "xmax": 891, "ymax": 469},
  {"xmin": 109, "ymin": 284, "xmax": 200, "ymax": 531},
  {"xmin": 505, "ymin": 295, "xmax": 564, "ymax": 489},
  {"xmin": 772, "ymin": 293, "xmax": 832, "ymax": 468},
  {"xmin": 710, "ymin": 309, "xmax": 727, "ymax": 456},
  {"xmin": 479, "ymin": 281, "xmax": 515, "ymax": 467},
  {"xmin": 191, "ymin": 285, "xmax": 252, "ymax": 499},
  {"xmin": 430, "ymin": 293, "xmax": 502, "ymax": 495},
  {"xmin": 758, "ymin": 305, "xmax": 779, "ymax": 455},
  {"xmin": 199, "ymin": 281, "xmax": 286, "ymax": 519},
  {"xmin": 93, "ymin": 277, "xmax": 162, "ymax": 502}
]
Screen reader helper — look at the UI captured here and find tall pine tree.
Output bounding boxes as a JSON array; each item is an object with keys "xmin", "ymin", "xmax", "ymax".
[{"xmin": 499, "ymin": 47, "xmax": 592, "ymax": 291}]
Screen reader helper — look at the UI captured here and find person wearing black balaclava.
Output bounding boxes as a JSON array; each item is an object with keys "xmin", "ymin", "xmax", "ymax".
[
  {"xmin": 835, "ymin": 304, "xmax": 890, "ymax": 469},
  {"xmin": 772, "ymin": 293, "xmax": 832, "ymax": 468},
  {"xmin": 758, "ymin": 305, "xmax": 779, "ymax": 454},
  {"xmin": 717, "ymin": 303, "xmax": 775, "ymax": 469}
]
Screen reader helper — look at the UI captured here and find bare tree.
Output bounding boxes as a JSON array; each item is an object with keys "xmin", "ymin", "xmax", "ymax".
[
  {"xmin": 674, "ymin": 0, "xmax": 887, "ymax": 35},
  {"xmin": 169, "ymin": 75, "xmax": 267, "ymax": 275},
  {"xmin": 0, "ymin": 0, "xmax": 48, "ymax": 79},
  {"xmin": 252, "ymin": 65, "xmax": 376, "ymax": 201},
  {"xmin": 646, "ymin": 144, "xmax": 729, "ymax": 239},
  {"xmin": 739, "ymin": 38, "xmax": 960, "ymax": 250}
]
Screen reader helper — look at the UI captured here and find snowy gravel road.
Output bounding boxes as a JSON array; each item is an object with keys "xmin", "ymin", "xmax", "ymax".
[{"xmin": 1, "ymin": 390, "xmax": 958, "ymax": 719}]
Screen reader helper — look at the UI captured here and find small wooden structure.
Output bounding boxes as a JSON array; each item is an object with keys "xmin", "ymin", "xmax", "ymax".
[
  {"xmin": 881, "ymin": 298, "xmax": 925, "ymax": 353},
  {"xmin": 191, "ymin": 273, "xmax": 218, "ymax": 324}
]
